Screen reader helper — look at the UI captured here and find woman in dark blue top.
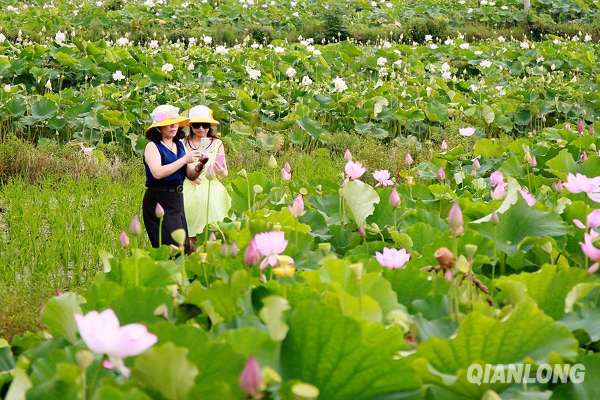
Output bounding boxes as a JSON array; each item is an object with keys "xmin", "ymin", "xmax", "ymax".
[{"xmin": 142, "ymin": 105, "xmax": 207, "ymax": 254}]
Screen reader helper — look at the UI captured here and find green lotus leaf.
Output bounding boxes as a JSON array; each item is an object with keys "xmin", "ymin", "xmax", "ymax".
[
  {"xmin": 340, "ymin": 179, "xmax": 380, "ymax": 228},
  {"xmin": 281, "ymin": 301, "xmax": 421, "ymax": 400},
  {"xmin": 41, "ymin": 292, "xmax": 85, "ymax": 344}
]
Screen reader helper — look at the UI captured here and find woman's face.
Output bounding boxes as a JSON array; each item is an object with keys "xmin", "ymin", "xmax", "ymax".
[
  {"xmin": 159, "ymin": 123, "xmax": 179, "ymax": 139},
  {"xmin": 191, "ymin": 123, "xmax": 211, "ymax": 138}
]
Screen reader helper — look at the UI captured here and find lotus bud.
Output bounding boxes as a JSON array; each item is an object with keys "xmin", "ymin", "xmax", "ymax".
[
  {"xmin": 389, "ymin": 186, "xmax": 401, "ymax": 208},
  {"xmin": 244, "ymin": 240, "xmax": 260, "ymax": 265},
  {"xmin": 525, "ymin": 152, "xmax": 537, "ymax": 167},
  {"xmin": 75, "ymin": 350, "xmax": 94, "ymax": 369},
  {"xmin": 564, "ymin": 122, "xmax": 572, "ymax": 131},
  {"xmin": 119, "ymin": 231, "xmax": 129, "ymax": 248},
  {"xmin": 349, "ymin": 263, "xmax": 363, "ymax": 281},
  {"xmin": 404, "ymin": 152, "xmax": 413, "ymax": 166},
  {"xmin": 220, "ymin": 243, "xmax": 231, "ymax": 256},
  {"xmin": 268, "ymin": 155, "xmax": 278, "ymax": 169},
  {"xmin": 357, "ymin": 226, "xmax": 365, "ymax": 237},
  {"xmin": 553, "ymin": 181, "xmax": 563, "ymax": 192},
  {"xmin": 281, "ymin": 167, "xmax": 291, "ymax": 181},
  {"xmin": 238, "ymin": 168, "xmax": 248, "ymax": 178},
  {"xmin": 239, "ymin": 356, "xmax": 262, "ymax": 398},
  {"xmin": 253, "ymin": 184, "xmax": 263, "ymax": 194},
  {"xmin": 129, "ymin": 215, "xmax": 142, "ymax": 235},
  {"xmin": 291, "ymin": 383, "xmax": 320, "ymax": 400},
  {"xmin": 577, "ymin": 119, "xmax": 585, "ymax": 134},
  {"xmin": 444, "ymin": 270, "xmax": 454, "ymax": 281},
  {"xmin": 318, "ymin": 242, "xmax": 331, "ymax": 252},
  {"xmin": 198, "ymin": 252, "xmax": 208, "ymax": 264},
  {"xmin": 233, "ymin": 220, "xmax": 242, "ymax": 231},
  {"xmin": 344, "ymin": 149, "xmax": 352, "ymax": 161},
  {"xmin": 209, "ymin": 232, "xmax": 217, "ymax": 241},
  {"xmin": 440, "ymin": 140, "xmax": 448, "ymax": 150},
  {"xmin": 447, "ymin": 202, "xmax": 464, "ymax": 236},
  {"xmin": 472, "ymin": 158, "xmax": 481, "ymax": 171},
  {"xmin": 579, "ymin": 151, "xmax": 588, "ymax": 162},
  {"xmin": 465, "ymin": 244, "xmax": 478, "ymax": 258},
  {"xmin": 289, "ymin": 194, "xmax": 305, "ymax": 217},
  {"xmin": 171, "ymin": 229, "xmax": 186, "ymax": 247},
  {"xmin": 490, "ymin": 212, "xmax": 500, "ymax": 224},
  {"xmin": 437, "ymin": 167, "xmax": 446, "ymax": 181},
  {"xmin": 434, "ymin": 247, "xmax": 455, "ymax": 269},
  {"xmin": 155, "ymin": 202, "xmax": 165, "ymax": 218},
  {"xmin": 541, "ymin": 241, "xmax": 552, "ymax": 254},
  {"xmin": 153, "ymin": 304, "xmax": 169, "ymax": 319}
]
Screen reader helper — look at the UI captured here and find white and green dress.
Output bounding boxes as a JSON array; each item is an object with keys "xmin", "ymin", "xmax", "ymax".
[{"xmin": 183, "ymin": 137, "xmax": 232, "ymax": 237}]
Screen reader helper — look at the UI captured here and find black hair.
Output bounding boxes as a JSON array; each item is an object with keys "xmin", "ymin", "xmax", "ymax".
[{"xmin": 146, "ymin": 126, "xmax": 186, "ymax": 142}]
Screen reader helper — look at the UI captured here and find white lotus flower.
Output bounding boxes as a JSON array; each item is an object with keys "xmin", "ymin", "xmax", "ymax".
[
  {"xmin": 188, "ymin": 37, "xmax": 197, "ymax": 45},
  {"xmin": 520, "ymin": 41, "xmax": 530, "ymax": 49},
  {"xmin": 149, "ymin": 40, "xmax": 159, "ymax": 49},
  {"xmin": 187, "ymin": 62, "xmax": 194, "ymax": 71},
  {"xmin": 424, "ymin": 34, "xmax": 432, "ymax": 42},
  {"xmin": 0, "ymin": 33, "xmax": 5, "ymax": 43},
  {"xmin": 273, "ymin": 46, "xmax": 285, "ymax": 53},
  {"xmin": 246, "ymin": 66, "xmax": 261, "ymax": 80},
  {"xmin": 376, "ymin": 57, "xmax": 387, "ymax": 66},
  {"xmin": 116, "ymin": 37, "xmax": 129, "ymax": 46},
  {"xmin": 332, "ymin": 76, "xmax": 347, "ymax": 92},
  {"xmin": 215, "ymin": 45, "xmax": 228, "ymax": 55},
  {"xmin": 285, "ymin": 67, "xmax": 296, "ymax": 78},
  {"xmin": 144, "ymin": 0, "xmax": 154, "ymax": 6},
  {"xmin": 112, "ymin": 70, "xmax": 125, "ymax": 81},
  {"xmin": 459, "ymin": 127, "xmax": 476, "ymax": 137},
  {"xmin": 480, "ymin": 60, "xmax": 492, "ymax": 68},
  {"xmin": 459, "ymin": 43, "xmax": 469, "ymax": 49},
  {"xmin": 301, "ymin": 75, "xmax": 312, "ymax": 86},
  {"xmin": 55, "ymin": 31, "xmax": 66, "ymax": 44},
  {"xmin": 444, "ymin": 38, "xmax": 454, "ymax": 45},
  {"xmin": 584, "ymin": 34, "xmax": 592, "ymax": 42},
  {"xmin": 497, "ymin": 36, "xmax": 505, "ymax": 42},
  {"xmin": 161, "ymin": 63, "xmax": 174, "ymax": 73},
  {"xmin": 202, "ymin": 35, "xmax": 212, "ymax": 44}
]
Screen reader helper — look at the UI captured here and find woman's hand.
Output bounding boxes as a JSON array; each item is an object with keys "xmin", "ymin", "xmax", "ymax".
[{"xmin": 184, "ymin": 149, "xmax": 204, "ymax": 164}]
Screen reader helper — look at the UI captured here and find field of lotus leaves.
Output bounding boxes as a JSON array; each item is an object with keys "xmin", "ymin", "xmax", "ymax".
[{"xmin": 2, "ymin": 0, "xmax": 600, "ymax": 399}]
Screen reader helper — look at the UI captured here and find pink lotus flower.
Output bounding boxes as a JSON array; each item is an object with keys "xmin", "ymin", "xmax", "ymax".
[
  {"xmin": 119, "ymin": 231, "xmax": 129, "ymax": 248},
  {"xmin": 344, "ymin": 160, "xmax": 366, "ymax": 180},
  {"xmin": 525, "ymin": 152, "xmax": 537, "ymax": 167},
  {"xmin": 564, "ymin": 173, "xmax": 600, "ymax": 202},
  {"xmin": 437, "ymin": 167, "xmax": 446, "ymax": 181},
  {"xmin": 492, "ymin": 182, "xmax": 506, "ymax": 200},
  {"xmin": 375, "ymin": 247, "xmax": 410, "ymax": 269},
  {"xmin": 580, "ymin": 231, "xmax": 600, "ymax": 263},
  {"xmin": 404, "ymin": 153, "xmax": 413, "ymax": 166},
  {"xmin": 519, "ymin": 188, "xmax": 536, "ymax": 206},
  {"xmin": 75, "ymin": 309, "xmax": 157, "ymax": 377},
  {"xmin": 344, "ymin": 149, "xmax": 352, "ymax": 161},
  {"xmin": 244, "ymin": 239, "xmax": 260, "ymax": 265},
  {"xmin": 253, "ymin": 231, "xmax": 288, "ymax": 270},
  {"xmin": 373, "ymin": 170, "xmax": 393, "ymax": 187},
  {"xmin": 389, "ymin": 186, "xmax": 400, "ymax": 208},
  {"xmin": 240, "ymin": 356, "xmax": 262, "ymax": 398},
  {"xmin": 573, "ymin": 210, "xmax": 600, "ymax": 230},
  {"xmin": 490, "ymin": 171, "xmax": 504, "ymax": 187},
  {"xmin": 459, "ymin": 127, "xmax": 476, "ymax": 137},
  {"xmin": 289, "ymin": 194, "xmax": 305, "ymax": 217},
  {"xmin": 448, "ymin": 202, "xmax": 464, "ymax": 236}
]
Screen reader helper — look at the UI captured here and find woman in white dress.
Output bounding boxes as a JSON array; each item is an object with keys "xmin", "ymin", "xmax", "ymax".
[{"xmin": 182, "ymin": 105, "xmax": 232, "ymax": 249}]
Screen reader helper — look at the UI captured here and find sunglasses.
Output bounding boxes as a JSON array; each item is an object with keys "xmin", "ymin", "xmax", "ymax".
[{"xmin": 191, "ymin": 122, "xmax": 211, "ymax": 129}]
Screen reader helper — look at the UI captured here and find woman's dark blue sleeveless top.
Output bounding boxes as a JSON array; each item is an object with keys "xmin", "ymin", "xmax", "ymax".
[{"xmin": 144, "ymin": 140, "xmax": 187, "ymax": 187}]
